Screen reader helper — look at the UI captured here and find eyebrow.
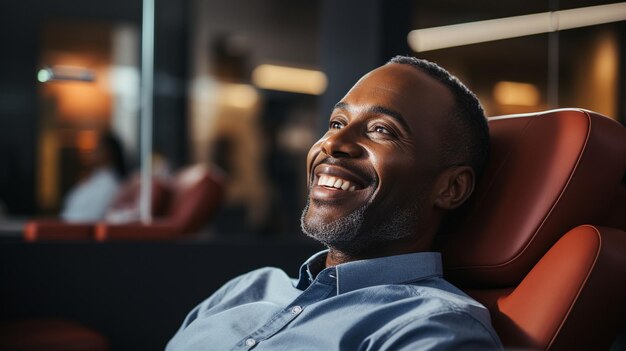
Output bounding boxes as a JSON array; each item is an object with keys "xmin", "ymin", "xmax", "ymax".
[{"xmin": 333, "ymin": 102, "xmax": 412, "ymax": 134}]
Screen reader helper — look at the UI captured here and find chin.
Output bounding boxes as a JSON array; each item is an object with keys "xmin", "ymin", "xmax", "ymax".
[{"xmin": 304, "ymin": 197, "xmax": 423, "ymax": 254}]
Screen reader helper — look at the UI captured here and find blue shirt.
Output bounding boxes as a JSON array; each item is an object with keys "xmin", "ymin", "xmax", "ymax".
[{"xmin": 167, "ymin": 251, "xmax": 502, "ymax": 350}]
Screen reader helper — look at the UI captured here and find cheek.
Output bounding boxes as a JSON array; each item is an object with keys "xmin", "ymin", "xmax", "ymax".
[
  {"xmin": 372, "ymin": 152, "xmax": 433, "ymax": 201},
  {"xmin": 306, "ymin": 141, "xmax": 324, "ymax": 175},
  {"xmin": 370, "ymin": 149, "xmax": 417, "ymax": 180}
]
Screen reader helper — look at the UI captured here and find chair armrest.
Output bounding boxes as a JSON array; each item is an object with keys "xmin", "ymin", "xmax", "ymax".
[
  {"xmin": 23, "ymin": 220, "xmax": 94, "ymax": 241},
  {"xmin": 94, "ymin": 221, "xmax": 183, "ymax": 241}
]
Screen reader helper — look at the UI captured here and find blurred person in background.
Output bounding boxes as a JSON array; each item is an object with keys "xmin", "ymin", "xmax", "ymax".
[{"xmin": 61, "ymin": 131, "xmax": 128, "ymax": 222}]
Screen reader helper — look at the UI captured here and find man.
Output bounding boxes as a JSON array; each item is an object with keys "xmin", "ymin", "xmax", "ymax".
[{"xmin": 167, "ymin": 56, "xmax": 502, "ymax": 350}]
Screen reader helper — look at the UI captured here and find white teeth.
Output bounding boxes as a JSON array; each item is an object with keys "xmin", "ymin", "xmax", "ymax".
[
  {"xmin": 317, "ymin": 175, "xmax": 359, "ymax": 191},
  {"xmin": 326, "ymin": 177, "xmax": 336, "ymax": 186},
  {"xmin": 318, "ymin": 175, "xmax": 328, "ymax": 186}
]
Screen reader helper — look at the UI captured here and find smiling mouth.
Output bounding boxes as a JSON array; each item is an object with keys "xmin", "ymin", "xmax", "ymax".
[
  {"xmin": 317, "ymin": 175, "xmax": 358, "ymax": 191},
  {"xmin": 311, "ymin": 162, "xmax": 372, "ymax": 196}
]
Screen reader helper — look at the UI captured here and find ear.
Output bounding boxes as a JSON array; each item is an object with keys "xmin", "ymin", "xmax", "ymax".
[{"xmin": 433, "ymin": 166, "xmax": 475, "ymax": 210}]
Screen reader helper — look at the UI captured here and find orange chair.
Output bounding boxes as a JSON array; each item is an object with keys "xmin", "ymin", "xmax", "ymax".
[
  {"xmin": 94, "ymin": 164, "xmax": 224, "ymax": 241},
  {"xmin": 23, "ymin": 174, "xmax": 170, "ymax": 241},
  {"xmin": 438, "ymin": 109, "xmax": 626, "ymax": 350},
  {"xmin": 24, "ymin": 164, "xmax": 224, "ymax": 242}
]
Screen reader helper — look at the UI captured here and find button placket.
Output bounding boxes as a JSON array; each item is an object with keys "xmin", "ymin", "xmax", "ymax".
[{"xmin": 235, "ymin": 273, "xmax": 335, "ymax": 350}]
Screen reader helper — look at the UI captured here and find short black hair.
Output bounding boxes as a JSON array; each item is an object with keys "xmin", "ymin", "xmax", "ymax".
[
  {"xmin": 101, "ymin": 132, "xmax": 128, "ymax": 179},
  {"xmin": 387, "ymin": 56, "xmax": 489, "ymax": 177}
]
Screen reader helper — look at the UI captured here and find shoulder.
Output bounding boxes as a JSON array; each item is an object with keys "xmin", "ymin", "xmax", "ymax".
[
  {"xmin": 228, "ymin": 266, "xmax": 292, "ymax": 287},
  {"xmin": 81, "ymin": 168, "xmax": 120, "ymax": 194},
  {"xmin": 372, "ymin": 279, "xmax": 502, "ymax": 350},
  {"xmin": 372, "ymin": 307, "xmax": 502, "ymax": 350},
  {"xmin": 95, "ymin": 168, "xmax": 121, "ymax": 186},
  {"xmin": 201, "ymin": 267, "xmax": 292, "ymax": 305},
  {"xmin": 178, "ymin": 266, "xmax": 292, "ymax": 328}
]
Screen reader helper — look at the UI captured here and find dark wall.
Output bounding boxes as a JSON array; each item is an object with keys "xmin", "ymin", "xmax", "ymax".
[
  {"xmin": 0, "ymin": 240, "xmax": 322, "ymax": 350},
  {"xmin": 1, "ymin": 3, "xmax": 42, "ymax": 215},
  {"xmin": 317, "ymin": 0, "xmax": 411, "ymax": 134}
]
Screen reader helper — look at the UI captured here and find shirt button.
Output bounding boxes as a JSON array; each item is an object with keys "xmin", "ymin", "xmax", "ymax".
[
  {"xmin": 245, "ymin": 338, "xmax": 256, "ymax": 347},
  {"xmin": 291, "ymin": 305, "xmax": 303, "ymax": 314}
]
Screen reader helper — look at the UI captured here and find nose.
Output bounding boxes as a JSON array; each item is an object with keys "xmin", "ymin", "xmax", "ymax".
[{"xmin": 321, "ymin": 126, "xmax": 363, "ymax": 158}]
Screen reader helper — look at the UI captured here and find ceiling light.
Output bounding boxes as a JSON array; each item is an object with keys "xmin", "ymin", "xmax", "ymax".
[
  {"xmin": 36, "ymin": 66, "xmax": 95, "ymax": 82},
  {"xmin": 493, "ymin": 81, "xmax": 540, "ymax": 106},
  {"xmin": 408, "ymin": 2, "xmax": 626, "ymax": 52},
  {"xmin": 252, "ymin": 64, "xmax": 327, "ymax": 95}
]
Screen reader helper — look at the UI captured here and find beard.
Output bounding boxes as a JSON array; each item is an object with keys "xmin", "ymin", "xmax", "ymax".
[{"xmin": 300, "ymin": 192, "xmax": 423, "ymax": 255}]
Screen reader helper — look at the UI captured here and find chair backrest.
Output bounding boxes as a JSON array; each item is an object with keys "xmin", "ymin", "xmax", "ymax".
[
  {"xmin": 104, "ymin": 173, "xmax": 170, "ymax": 223},
  {"xmin": 437, "ymin": 109, "xmax": 626, "ymax": 349},
  {"xmin": 163, "ymin": 164, "xmax": 224, "ymax": 234}
]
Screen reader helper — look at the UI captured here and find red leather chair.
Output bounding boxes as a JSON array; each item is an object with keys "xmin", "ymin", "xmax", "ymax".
[
  {"xmin": 94, "ymin": 164, "xmax": 224, "ymax": 241},
  {"xmin": 24, "ymin": 164, "xmax": 224, "ymax": 242},
  {"xmin": 23, "ymin": 174, "xmax": 170, "ymax": 241},
  {"xmin": 437, "ymin": 109, "xmax": 626, "ymax": 350}
]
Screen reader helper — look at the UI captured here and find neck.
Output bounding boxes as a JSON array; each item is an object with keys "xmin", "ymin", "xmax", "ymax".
[{"xmin": 325, "ymin": 233, "xmax": 434, "ymax": 267}]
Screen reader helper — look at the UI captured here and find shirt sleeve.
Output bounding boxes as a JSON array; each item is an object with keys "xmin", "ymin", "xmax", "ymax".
[{"xmin": 370, "ymin": 310, "xmax": 503, "ymax": 351}]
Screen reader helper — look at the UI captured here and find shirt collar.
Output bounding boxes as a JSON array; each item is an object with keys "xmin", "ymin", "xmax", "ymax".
[
  {"xmin": 296, "ymin": 250, "xmax": 443, "ymax": 294},
  {"xmin": 295, "ymin": 250, "xmax": 328, "ymax": 290}
]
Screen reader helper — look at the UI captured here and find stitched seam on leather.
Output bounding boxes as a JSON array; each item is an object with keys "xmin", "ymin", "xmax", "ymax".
[{"xmin": 546, "ymin": 225, "xmax": 602, "ymax": 350}]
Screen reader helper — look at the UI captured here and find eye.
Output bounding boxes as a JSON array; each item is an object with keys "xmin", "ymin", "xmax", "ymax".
[
  {"xmin": 373, "ymin": 125, "xmax": 391, "ymax": 134},
  {"xmin": 329, "ymin": 120, "xmax": 344, "ymax": 130}
]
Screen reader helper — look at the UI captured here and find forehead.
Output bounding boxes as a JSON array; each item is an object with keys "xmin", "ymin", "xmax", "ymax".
[{"xmin": 340, "ymin": 63, "xmax": 455, "ymax": 135}]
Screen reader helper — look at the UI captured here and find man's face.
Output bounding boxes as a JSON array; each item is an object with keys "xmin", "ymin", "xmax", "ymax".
[{"xmin": 301, "ymin": 63, "xmax": 455, "ymax": 254}]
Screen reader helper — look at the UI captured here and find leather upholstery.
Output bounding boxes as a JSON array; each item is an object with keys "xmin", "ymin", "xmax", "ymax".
[
  {"xmin": 438, "ymin": 109, "xmax": 626, "ymax": 287},
  {"xmin": 23, "ymin": 175, "xmax": 170, "ymax": 241},
  {"xmin": 467, "ymin": 225, "xmax": 626, "ymax": 350},
  {"xmin": 438, "ymin": 109, "xmax": 626, "ymax": 350},
  {"xmin": 94, "ymin": 164, "xmax": 224, "ymax": 241},
  {"xmin": 24, "ymin": 164, "xmax": 223, "ymax": 241},
  {"xmin": 24, "ymin": 221, "xmax": 93, "ymax": 241},
  {"xmin": 104, "ymin": 174, "xmax": 171, "ymax": 222}
]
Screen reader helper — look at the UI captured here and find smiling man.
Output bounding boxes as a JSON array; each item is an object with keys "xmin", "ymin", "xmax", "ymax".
[{"xmin": 167, "ymin": 56, "xmax": 502, "ymax": 350}]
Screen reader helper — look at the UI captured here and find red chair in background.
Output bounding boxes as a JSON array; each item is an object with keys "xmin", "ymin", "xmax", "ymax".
[
  {"xmin": 438, "ymin": 109, "xmax": 626, "ymax": 350},
  {"xmin": 23, "ymin": 174, "xmax": 170, "ymax": 241},
  {"xmin": 95, "ymin": 164, "xmax": 224, "ymax": 241},
  {"xmin": 23, "ymin": 164, "xmax": 224, "ymax": 242}
]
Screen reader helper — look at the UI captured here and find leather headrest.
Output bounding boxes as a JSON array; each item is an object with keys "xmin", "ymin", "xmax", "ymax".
[{"xmin": 438, "ymin": 109, "xmax": 626, "ymax": 288}]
